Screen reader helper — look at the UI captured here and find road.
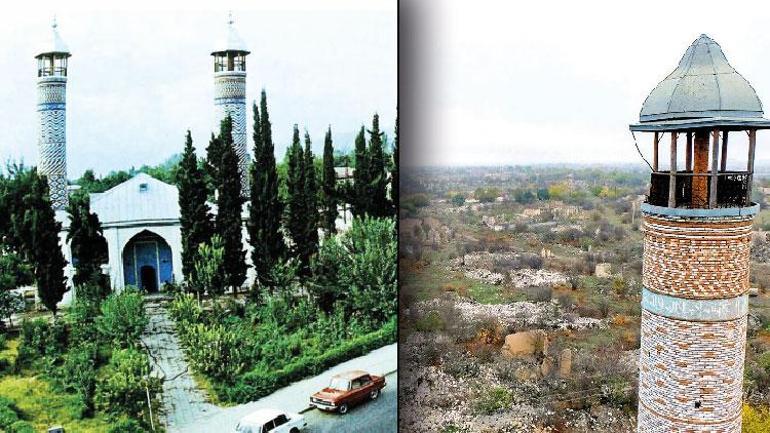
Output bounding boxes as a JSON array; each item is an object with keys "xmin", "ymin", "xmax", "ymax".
[{"xmin": 303, "ymin": 372, "xmax": 397, "ymax": 433}]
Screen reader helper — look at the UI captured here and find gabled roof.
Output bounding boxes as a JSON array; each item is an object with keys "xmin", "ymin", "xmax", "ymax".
[
  {"xmin": 632, "ymin": 34, "xmax": 770, "ymax": 131},
  {"xmin": 212, "ymin": 13, "xmax": 249, "ymax": 55},
  {"xmin": 90, "ymin": 173, "xmax": 179, "ymax": 226},
  {"xmin": 36, "ymin": 18, "xmax": 70, "ymax": 58}
]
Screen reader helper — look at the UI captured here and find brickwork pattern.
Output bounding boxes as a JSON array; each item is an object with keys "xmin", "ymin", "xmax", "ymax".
[
  {"xmin": 214, "ymin": 72, "xmax": 249, "ymax": 197},
  {"xmin": 37, "ymin": 77, "xmax": 68, "ymax": 210},
  {"xmin": 642, "ymin": 215, "xmax": 752, "ymax": 299}
]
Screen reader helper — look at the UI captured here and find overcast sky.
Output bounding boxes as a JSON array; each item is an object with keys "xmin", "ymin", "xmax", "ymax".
[
  {"xmin": 403, "ymin": 0, "xmax": 770, "ymax": 167},
  {"xmin": 0, "ymin": 0, "xmax": 396, "ymax": 178}
]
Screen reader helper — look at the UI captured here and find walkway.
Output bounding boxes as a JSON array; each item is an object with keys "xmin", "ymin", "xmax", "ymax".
[{"xmin": 141, "ymin": 295, "xmax": 219, "ymax": 430}]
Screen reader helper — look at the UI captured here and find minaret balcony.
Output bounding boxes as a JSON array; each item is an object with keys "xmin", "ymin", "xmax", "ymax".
[{"xmin": 647, "ymin": 170, "xmax": 751, "ymax": 208}]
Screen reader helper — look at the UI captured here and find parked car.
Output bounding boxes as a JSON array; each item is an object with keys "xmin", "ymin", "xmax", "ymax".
[
  {"xmin": 235, "ymin": 408, "xmax": 306, "ymax": 433},
  {"xmin": 309, "ymin": 370, "xmax": 386, "ymax": 414}
]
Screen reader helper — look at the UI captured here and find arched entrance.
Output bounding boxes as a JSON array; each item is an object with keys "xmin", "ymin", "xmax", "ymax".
[{"xmin": 122, "ymin": 230, "xmax": 173, "ymax": 293}]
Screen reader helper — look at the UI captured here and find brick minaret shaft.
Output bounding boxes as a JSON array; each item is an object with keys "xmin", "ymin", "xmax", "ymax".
[{"xmin": 637, "ymin": 128, "xmax": 757, "ymax": 432}]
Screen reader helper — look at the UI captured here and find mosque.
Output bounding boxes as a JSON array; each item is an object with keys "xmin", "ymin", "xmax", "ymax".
[{"xmin": 36, "ymin": 16, "xmax": 329, "ymax": 303}]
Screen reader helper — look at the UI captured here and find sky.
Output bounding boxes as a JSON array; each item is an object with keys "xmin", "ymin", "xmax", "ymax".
[
  {"xmin": 402, "ymin": 0, "xmax": 770, "ymax": 167},
  {"xmin": 0, "ymin": 0, "xmax": 396, "ymax": 178}
]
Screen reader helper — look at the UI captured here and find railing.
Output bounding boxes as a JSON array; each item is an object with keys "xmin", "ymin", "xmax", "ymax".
[
  {"xmin": 647, "ymin": 171, "xmax": 751, "ymax": 208},
  {"xmin": 38, "ymin": 67, "xmax": 67, "ymax": 77}
]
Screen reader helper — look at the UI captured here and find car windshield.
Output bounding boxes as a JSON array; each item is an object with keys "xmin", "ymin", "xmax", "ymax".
[
  {"xmin": 235, "ymin": 423, "xmax": 254, "ymax": 433},
  {"xmin": 329, "ymin": 377, "xmax": 350, "ymax": 390}
]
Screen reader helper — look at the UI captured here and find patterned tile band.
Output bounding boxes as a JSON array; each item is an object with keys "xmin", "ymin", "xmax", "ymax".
[
  {"xmin": 642, "ymin": 287, "xmax": 748, "ymax": 322},
  {"xmin": 37, "ymin": 77, "xmax": 68, "ymax": 210},
  {"xmin": 213, "ymin": 72, "xmax": 249, "ymax": 197}
]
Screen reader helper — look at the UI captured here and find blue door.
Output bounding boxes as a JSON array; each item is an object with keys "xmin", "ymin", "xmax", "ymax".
[{"xmin": 123, "ymin": 231, "xmax": 174, "ymax": 291}]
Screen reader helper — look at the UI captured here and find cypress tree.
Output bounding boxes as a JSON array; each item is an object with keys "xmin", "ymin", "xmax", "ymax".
[
  {"xmin": 351, "ymin": 126, "xmax": 369, "ymax": 218},
  {"xmin": 367, "ymin": 113, "xmax": 389, "ymax": 218},
  {"xmin": 66, "ymin": 194, "xmax": 108, "ymax": 292},
  {"xmin": 321, "ymin": 126, "xmax": 338, "ymax": 235},
  {"xmin": 248, "ymin": 91, "xmax": 286, "ymax": 293},
  {"xmin": 24, "ymin": 173, "xmax": 67, "ymax": 315},
  {"xmin": 214, "ymin": 117, "xmax": 247, "ymax": 294},
  {"xmin": 302, "ymin": 131, "xmax": 319, "ymax": 275},
  {"xmin": 391, "ymin": 115, "xmax": 399, "ymax": 216},
  {"xmin": 286, "ymin": 125, "xmax": 306, "ymax": 260},
  {"xmin": 178, "ymin": 131, "xmax": 213, "ymax": 289},
  {"xmin": 205, "ymin": 132, "xmax": 224, "ymax": 196}
]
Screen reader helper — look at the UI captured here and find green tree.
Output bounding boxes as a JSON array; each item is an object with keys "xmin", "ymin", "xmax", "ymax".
[
  {"xmin": 213, "ymin": 117, "xmax": 247, "ymax": 294},
  {"xmin": 177, "ymin": 131, "xmax": 214, "ymax": 289},
  {"xmin": 23, "ymin": 173, "xmax": 68, "ymax": 315},
  {"xmin": 451, "ymin": 193, "xmax": 466, "ymax": 206},
  {"xmin": 390, "ymin": 114, "xmax": 398, "ymax": 215},
  {"xmin": 66, "ymin": 194, "xmax": 108, "ymax": 293},
  {"xmin": 0, "ymin": 252, "xmax": 32, "ymax": 327},
  {"xmin": 351, "ymin": 126, "xmax": 369, "ymax": 218},
  {"xmin": 286, "ymin": 125, "xmax": 306, "ymax": 264},
  {"xmin": 367, "ymin": 113, "xmax": 390, "ymax": 217},
  {"xmin": 247, "ymin": 91, "xmax": 287, "ymax": 294},
  {"xmin": 301, "ymin": 131, "xmax": 320, "ymax": 276},
  {"xmin": 321, "ymin": 126, "xmax": 338, "ymax": 235}
]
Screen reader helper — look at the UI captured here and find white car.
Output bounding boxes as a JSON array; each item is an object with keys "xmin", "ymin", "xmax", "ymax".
[{"xmin": 235, "ymin": 408, "xmax": 307, "ymax": 433}]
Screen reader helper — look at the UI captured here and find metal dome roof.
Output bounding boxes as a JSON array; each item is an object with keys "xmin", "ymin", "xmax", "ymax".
[
  {"xmin": 211, "ymin": 13, "xmax": 250, "ymax": 55},
  {"xmin": 36, "ymin": 18, "xmax": 70, "ymax": 58},
  {"xmin": 639, "ymin": 34, "xmax": 762, "ymax": 123}
]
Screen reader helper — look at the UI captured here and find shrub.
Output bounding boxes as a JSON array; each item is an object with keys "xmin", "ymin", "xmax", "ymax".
[
  {"xmin": 177, "ymin": 323, "xmax": 248, "ymax": 382},
  {"xmin": 17, "ymin": 318, "xmax": 68, "ymax": 365},
  {"xmin": 94, "ymin": 348, "xmax": 162, "ymax": 418},
  {"xmin": 169, "ymin": 293, "xmax": 202, "ymax": 324},
  {"xmin": 61, "ymin": 343, "xmax": 98, "ymax": 413},
  {"xmin": 96, "ymin": 289, "xmax": 147, "ymax": 347},
  {"xmin": 443, "ymin": 351, "xmax": 480, "ymax": 378},
  {"xmin": 222, "ymin": 317, "xmax": 396, "ymax": 403},
  {"xmin": 743, "ymin": 404, "xmax": 770, "ymax": 433},
  {"xmin": 107, "ymin": 418, "xmax": 148, "ymax": 433},
  {"xmin": 9, "ymin": 420, "xmax": 36, "ymax": 433},
  {"xmin": 474, "ymin": 386, "xmax": 513, "ymax": 414},
  {"xmin": 0, "ymin": 405, "xmax": 19, "ymax": 428},
  {"xmin": 414, "ymin": 310, "xmax": 445, "ymax": 332},
  {"xmin": 521, "ymin": 286, "xmax": 552, "ymax": 303}
]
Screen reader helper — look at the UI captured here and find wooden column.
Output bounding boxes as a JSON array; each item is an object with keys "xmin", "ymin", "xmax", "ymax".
[
  {"xmin": 668, "ymin": 133, "xmax": 678, "ymax": 208},
  {"xmin": 692, "ymin": 130, "xmax": 710, "ymax": 208},
  {"xmin": 747, "ymin": 129, "xmax": 757, "ymax": 205},
  {"xmin": 653, "ymin": 132, "xmax": 660, "ymax": 171},
  {"xmin": 709, "ymin": 130, "xmax": 720, "ymax": 209},
  {"xmin": 720, "ymin": 130, "xmax": 729, "ymax": 172},
  {"xmin": 686, "ymin": 132, "xmax": 693, "ymax": 171}
]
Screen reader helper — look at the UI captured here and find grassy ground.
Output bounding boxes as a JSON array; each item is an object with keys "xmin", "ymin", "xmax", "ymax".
[{"xmin": 0, "ymin": 336, "xmax": 113, "ymax": 432}]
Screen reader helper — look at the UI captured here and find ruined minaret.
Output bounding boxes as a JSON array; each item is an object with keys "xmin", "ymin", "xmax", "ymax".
[
  {"xmin": 36, "ymin": 18, "xmax": 70, "ymax": 210},
  {"xmin": 212, "ymin": 13, "xmax": 250, "ymax": 197},
  {"xmin": 631, "ymin": 35, "xmax": 770, "ymax": 432}
]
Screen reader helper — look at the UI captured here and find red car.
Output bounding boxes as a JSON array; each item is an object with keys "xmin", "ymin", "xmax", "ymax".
[{"xmin": 309, "ymin": 370, "xmax": 386, "ymax": 414}]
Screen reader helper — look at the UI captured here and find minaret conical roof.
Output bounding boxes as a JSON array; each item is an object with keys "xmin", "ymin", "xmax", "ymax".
[
  {"xmin": 36, "ymin": 17, "xmax": 70, "ymax": 58},
  {"xmin": 639, "ymin": 34, "xmax": 761, "ymax": 122},
  {"xmin": 212, "ymin": 12, "xmax": 249, "ymax": 55}
]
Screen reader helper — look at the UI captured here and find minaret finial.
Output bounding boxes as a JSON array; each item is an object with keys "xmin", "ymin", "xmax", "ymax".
[
  {"xmin": 228, "ymin": 11, "xmax": 234, "ymax": 26},
  {"xmin": 52, "ymin": 14, "xmax": 58, "ymax": 29}
]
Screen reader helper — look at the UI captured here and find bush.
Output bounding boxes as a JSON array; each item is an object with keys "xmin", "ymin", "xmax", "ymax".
[
  {"xmin": 0, "ymin": 405, "xmax": 19, "ymax": 428},
  {"xmin": 9, "ymin": 420, "xmax": 36, "ymax": 433},
  {"xmin": 107, "ymin": 418, "xmax": 148, "ymax": 433},
  {"xmin": 177, "ymin": 323, "xmax": 248, "ymax": 382},
  {"xmin": 169, "ymin": 293, "xmax": 202, "ymax": 324},
  {"xmin": 743, "ymin": 404, "xmax": 770, "ymax": 433},
  {"xmin": 17, "ymin": 318, "xmax": 68, "ymax": 365},
  {"xmin": 94, "ymin": 348, "xmax": 162, "ymax": 418},
  {"xmin": 61, "ymin": 343, "xmax": 98, "ymax": 413},
  {"xmin": 222, "ymin": 317, "xmax": 396, "ymax": 403},
  {"xmin": 414, "ymin": 310, "xmax": 445, "ymax": 332},
  {"xmin": 96, "ymin": 289, "xmax": 147, "ymax": 347},
  {"xmin": 474, "ymin": 386, "xmax": 513, "ymax": 414}
]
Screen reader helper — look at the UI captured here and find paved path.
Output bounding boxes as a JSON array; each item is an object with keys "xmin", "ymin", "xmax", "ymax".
[
  {"xmin": 181, "ymin": 343, "xmax": 397, "ymax": 433},
  {"xmin": 303, "ymin": 371, "xmax": 397, "ymax": 433},
  {"xmin": 142, "ymin": 296, "xmax": 219, "ymax": 430}
]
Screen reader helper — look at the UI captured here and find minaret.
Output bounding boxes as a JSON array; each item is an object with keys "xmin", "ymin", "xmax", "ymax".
[
  {"xmin": 35, "ymin": 17, "xmax": 71, "ymax": 210},
  {"xmin": 631, "ymin": 35, "xmax": 770, "ymax": 432},
  {"xmin": 212, "ymin": 12, "xmax": 250, "ymax": 197}
]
